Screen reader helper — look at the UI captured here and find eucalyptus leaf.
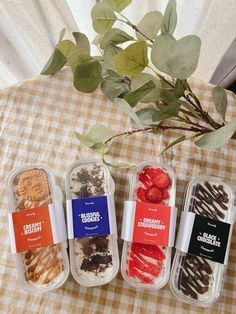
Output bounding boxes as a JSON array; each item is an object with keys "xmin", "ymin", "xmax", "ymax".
[
  {"xmin": 124, "ymin": 80, "xmax": 156, "ymax": 107},
  {"xmin": 58, "ymin": 29, "xmax": 66, "ymax": 42},
  {"xmin": 159, "ymin": 135, "xmax": 186, "ymax": 155},
  {"xmin": 114, "ymin": 98, "xmax": 143, "ymax": 128},
  {"xmin": 68, "ymin": 49, "xmax": 92, "ymax": 72},
  {"xmin": 131, "ymin": 73, "xmax": 162, "ymax": 103},
  {"xmin": 131, "ymin": 108, "xmax": 159, "ymax": 127},
  {"xmin": 100, "ymin": 28, "xmax": 133, "ymax": 49},
  {"xmin": 152, "ymin": 102, "xmax": 180, "ymax": 122},
  {"xmin": 161, "ymin": 0, "xmax": 177, "ymax": 35},
  {"xmin": 107, "ymin": 69, "xmax": 123, "ymax": 79},
  {"xmin": 41, "ymin": 48, "xmax": 67, "ymax": 75},
  {"xmin": 101, "ymin": 76, "xmax": 129, "ymax": 100},
  {"xmin": 114, "ymin": 41, "xmax": 148, "ymax": 75},
  {"xmin": 57, "ymin": 40, "xmax": 77, "ymax": 57},
  {"xmin": 103, "ymin": 0, "xmax": 131, "ymax": 12},
  {"xmin": 212, "ymin": 86, "xmax": 228, "ymax": 121},
  {"xmin": 195, "ymin": 121, "xmax": 236, "ymax": 150},
  {"xmin": 136, "ymin": 11, "xmax": 163, "ymax": 40},
  {"xmin": 103, "ymin": 158, "xmax": 132, "ymax": 168},
  {"xmin": 73, "ymin": 60, "xmax": 102, "ymax": 93},
  {"xmin": 91, "ymin": 2, "xmax": 117, "ymax": 34},
  {"xmin": 174, "ymin": 79, "xmax": 187, "ymax": 98},
  {"xmin": 73, "ymin": 32, "xmax": 90, "ymax": 55},
  {"xmin": 104, "ymin": 45, "xmax": 121, "ymax": 70},
  {"xmin": 151, "ymin": 34, "xmax": 201, "ymax": 79},
  {"xmin": 87, "ymin": 124, "xmax": 112, "ymax": 143}
]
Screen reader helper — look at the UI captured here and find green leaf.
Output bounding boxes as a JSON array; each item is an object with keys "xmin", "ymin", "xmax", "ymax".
[
  {"xmin": 73, "ymin": 60, "xmax": 102, "ymax": 93},
  {"xmin": 152, "ymin": 102, "xmax": 180, "ymax": 122},
  {"xmin": 77, "ymin": 124, "xmax": 112, "ymax": 144},
  {"xmin": 124, "ymin": 80, "xmax": 156, "ymax": 107},
  {"xmin": 114, "ymin": 41, "xmax": 148, "ymax": 75},
  {"xmin": 57, "ymin": 39, "xmax": 91, "ymax": 71},
  {"xmin": 101, "ymin": 76, "xmax": 129, "ymax": 100},
  {"xmin": 159, "ymin": 135, "xmax": 186, "ymax": 155},
  {"xmin": 174, "ymin": 79, "xmax": 187, "ymax": 98},
  {"xmin": 103, "ymin": 0, "xmax": 131, "ymax": 12},
  {"xmin": 73, "ymin": 32, "xmax": 90, "ymax": 55},
  {"xmin": 114, "ymin": 98, "xmax": 143, "ymax": 128},
  {"xmin": 91, "ymin": 2, "xmax": 117, "ymax": 34},
  {"xmin": 131, "ymin": 73, "xmax": 162, "ymax": 103},
  {"xmin": 104, "ymin": 45, "xmax": 122, "ymax": 70},
  {"xmin": 136, "ymin": 11, "xmax": 163, "ymax": 40},
  {"xmin": 41, "ymin": 48, "xmax": 67, "ymax": 75},
  {"xmin": 212, "ymin": 86, "xmax": 228, "ymax": 121},
  {"xmin": 195, "ymin": 121, "xmax": 236, "ymax": 150},
  {"xmin": 151, "ymin": 34, "xmax": 201, "ymax": 79},
  {"xmin": 100, "ymin": 28, "xmax": 133, "ymax": 49},
  {"xmin": 161, "ymin": 0, "xmax": 177, "ymax": 35},
  {"xmin": 131, "ymin": 108, "xmax": 159, "ymax": 127},
  {"xmin": 58, "ymin": 29, "xmax": 66, "ymax": 42},
  {"xmin": 103, "ymin": 159, "xmax": 132, "ymax": 168}
]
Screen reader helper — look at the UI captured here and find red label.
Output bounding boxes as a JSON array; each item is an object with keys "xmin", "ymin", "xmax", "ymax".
[
  {"xmin": 132, "ymin": 202, "xmax": 171, "ymax": 246},
  {"xmin": 11, "ymin": 204, "xmax": 54, "ymax": 252}
]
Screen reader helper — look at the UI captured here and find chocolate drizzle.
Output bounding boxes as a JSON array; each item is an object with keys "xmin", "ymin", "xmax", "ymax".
[
  {"xmin": 189, "ymin": 182, "xmax": 229, "ymax": 220},
  {"xmin": 177, "ymin": 180, "xmax": 229, "ymax": 300}
]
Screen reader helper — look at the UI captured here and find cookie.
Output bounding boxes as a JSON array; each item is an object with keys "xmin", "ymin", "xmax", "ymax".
[{"xmin": 18, "ymin": 169, "xmax": 50, "ymax": 202}]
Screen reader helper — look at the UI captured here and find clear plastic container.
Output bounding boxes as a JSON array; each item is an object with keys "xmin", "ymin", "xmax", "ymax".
[
  {"xmin": 170, "ymin": 175, "xmax": 236, "ymax": 306},
  {"xmin": 65, "ymin": 159, "xmax": 119, "ymax": 287},
  {"xmin": 7, "ymin": 164, "xmax": 70, "ymax": 293},
  {"xmin": 121, "ymin": 161, "xmax": 176, "ymax": 289}
]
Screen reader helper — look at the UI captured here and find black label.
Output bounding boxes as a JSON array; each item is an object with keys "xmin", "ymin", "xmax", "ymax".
[{"xmin": 188, "ymin": 215, "xmax": 230, "ymax": 264}]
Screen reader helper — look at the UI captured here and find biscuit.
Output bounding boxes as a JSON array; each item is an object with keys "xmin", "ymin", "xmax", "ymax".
[{"xmin": 18, "ymin": 169, "xmax": 50, "ymax": 202}]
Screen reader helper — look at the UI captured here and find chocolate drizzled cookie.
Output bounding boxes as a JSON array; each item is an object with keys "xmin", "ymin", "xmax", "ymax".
[{"xmin": 177, "ymin": 181, "xmax": 229, "ymax": 299}]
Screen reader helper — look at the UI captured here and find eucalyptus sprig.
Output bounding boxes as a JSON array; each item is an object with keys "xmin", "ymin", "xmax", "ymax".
[{"xmin": 41, "ymin": 0, "xmax": 236, "ymax": 168}]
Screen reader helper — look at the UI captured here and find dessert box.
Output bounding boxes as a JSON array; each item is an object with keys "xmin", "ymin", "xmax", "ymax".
[
  {"xmin": 121, "ymin": 161, "xmax": 177, "ymax": 289},
  {"xmin": 170, "ymin": 175, "xmax": 236, "ymax": 306},
  {"xmin": 65, "ymin": 159, "xmax": 119, "ymax": 287},
  {"xmin": 7, "ymin": 165, "xmax": 70, "ymax": 293}
]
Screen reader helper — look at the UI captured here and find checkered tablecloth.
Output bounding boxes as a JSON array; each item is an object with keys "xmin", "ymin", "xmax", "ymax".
[{"xmin": 0, "ymin": 68, "xmax": 236, "ymax": 314}]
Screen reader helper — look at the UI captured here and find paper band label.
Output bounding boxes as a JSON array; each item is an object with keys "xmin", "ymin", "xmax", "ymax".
[
  {"xmin": 121, "ymin": 201, "xmax": 177, "ymax": 246},
  {"xmin": 66, "ymin": 195, "xmax": 117, "ymax": 239},
  {"xmin": 176, "ymin": 212, "xmax": 232, "ymax": 265},
  {"xmin": 8, "ymin": 203, "xmax": 65, "ymax": 253}
]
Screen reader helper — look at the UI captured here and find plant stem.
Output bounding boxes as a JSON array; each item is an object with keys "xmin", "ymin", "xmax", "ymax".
[{"xmin": 104, "ymin": 124, "xmax": 210, "ymax": 145}]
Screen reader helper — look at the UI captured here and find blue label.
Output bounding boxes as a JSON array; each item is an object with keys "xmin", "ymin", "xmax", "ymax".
[{"xmin": 72, "ymin": 196, "xmax": 110, "ymax": 238}]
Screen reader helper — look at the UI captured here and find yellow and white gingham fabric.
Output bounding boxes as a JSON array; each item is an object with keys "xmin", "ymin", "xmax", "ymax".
[{"xmin": 0, "ymin": 68, "xmax": 236, "ymax": 314}]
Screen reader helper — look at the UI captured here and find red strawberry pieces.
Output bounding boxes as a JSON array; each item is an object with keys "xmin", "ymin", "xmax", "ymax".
[
  {"xmin": 146, "ymin": 187, "xmax": 163, "ymax": 203},
  {"xmin": 127, "ymin": 166, "xmax": 171, "ymax": 284},
  {"xmin": 153, "ymin": 172, "xmax": 170, "ymax": 189},
  {"xmin": 136, "ymin": 167, "xmax": 170, "ymax": 204}
]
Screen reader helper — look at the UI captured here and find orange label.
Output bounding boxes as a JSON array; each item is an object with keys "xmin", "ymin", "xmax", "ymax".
[
  {"xmin": 132, "ymin": 202, "xmax": 171, "ymax": 246},
  {"xmin": 12, "ymin": 204, "xmax": 54, "ymax": 252}
]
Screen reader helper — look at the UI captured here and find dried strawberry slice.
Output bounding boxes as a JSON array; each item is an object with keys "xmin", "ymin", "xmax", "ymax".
[
  {"xmin": 153, "ymin": 172, "xmax": 170, "ymax": 189},
  {"xmin": 162, "ymin": 189, "xmax": 170, "ymax": 200},
  {"xmin": 131, "ymin": 243, "xmax": 166, "ymax": 261},
  {"xmin": 146, "ymin": 187, "xmax": 163, "ymax": 203},
  {"xmin": 126, "ymin": 264, "xmax": 154, "ymax": 284},
  {"xmin": 144, "ymin": 167, "xmax": 164, "ymax": 179},
  {"xmin": 138, "ymin": 172, "xmax": 152, "ymax": 189},
  {"xmin": 136, "ymin": 187, "xmax": 148, "ymax": 202}
]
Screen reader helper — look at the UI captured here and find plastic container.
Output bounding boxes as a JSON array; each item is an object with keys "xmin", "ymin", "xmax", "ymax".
[
  {"xmin": 121, "ymin": 161, "xmax": 176, "ymax": 290},
  {"xmin": 65, "ymin": 159, "xmax": 119, "ymax": 287},
  {"xmin": 170, "ymin": 175, "xmax": 236, "ymax": 306},
  {"xmin": 7, "ymin": 164, "xmax": 70, "ymax": 293}
]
